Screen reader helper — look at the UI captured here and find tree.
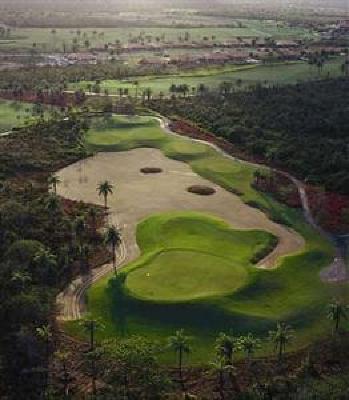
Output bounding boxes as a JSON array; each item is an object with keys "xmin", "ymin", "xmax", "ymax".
[
  {"xmin": 327, "ymin": 299, "xmax": 348, "ymax": 334},
  {"xmin": 210, "ymin": 356, "xmax": 235, "ymax": 399},
  {"xmin": 238, "ymin": 333, "xmax": 261, "ymax": 362},
  {"xmin": 33, "ymin": 248, "xmax": 58, "ymax": 285},
  {"xmin": 36, "ymin": 324, "xmax": 53, "ymax": 394},
  {"xmin": 215, "ymin": 332, "xmax": 237, "ymax": 365},
  {"xmin": 54, "ymin": 350, "xmax": 71, "ymax": 398},
  {"xmin": 97, "ymin": 180, "xmax": 114, "ymax": 209},
  {"xmin": 48, "ymin": 175, "xmax": 61, "ymax": 194},
  {"xmin": 36, "ymin": 324, "xmax": 52, "ymax": 361},
  {"xmin": 104, "ymin": 225, "xmax": 121, "ymax": 275},
  {"xmin": 100, "ymin": 336, "xmax": 170, "ymax": 398},
  {"xmin": 45, "ymin": 194, "xmax": 61, "ymax": 216},
  {"xmin": 269, "ymin": 322, "xmax": 294, "ymax": 362},
  {"xmin": 79, "ymin": 318, "xmax": 104, "ymax": 397},
  {"xmin": 10, "ymin": 271, "xmax": 31, "ymax": 293},
  {"xmin": 73, "ymin": 216, "xmax": 86, "ymax": 245},
  {"xmin": 79, "ymin": 316, "xmax": 104, "ymax": 352},
  {"xmin": 167, "ymin": 329, "xmax": 191, "ymax": 386},
  {"xmin": 87, "ymin": 207, "xmax": 98, "ymax": 239}
]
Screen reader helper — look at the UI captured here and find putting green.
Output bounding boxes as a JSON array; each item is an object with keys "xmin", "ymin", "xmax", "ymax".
[
  {"xmin": 124, "ymin": 213, "xmax": 274, "ymax": 302},
  {"xmin": 126, "ymin": 250, "xmax": 247, "ymax": 301}
]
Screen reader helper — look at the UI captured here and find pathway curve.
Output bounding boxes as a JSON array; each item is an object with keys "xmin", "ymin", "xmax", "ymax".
[{"xmin": 157, "ymin": 116, "xmax": 348, "ymax": 283}]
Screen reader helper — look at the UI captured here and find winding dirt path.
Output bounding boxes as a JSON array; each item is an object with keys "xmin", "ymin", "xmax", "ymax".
[{"xmin": 56, "ymin": 118, "xmax": 307, "ymax": 321}]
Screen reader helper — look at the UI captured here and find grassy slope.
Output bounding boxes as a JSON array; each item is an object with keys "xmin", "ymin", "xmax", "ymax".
[
  {"xmin": 66, "ymin": 115, "xmax": 347, "ymax": 364},
  {"xmin": 70, "ymin": 58, "xmax": 345, "ymax": 96},
  {"xmin": 0, "ymin": 99, "xmax": 52, "ymax": 133}
]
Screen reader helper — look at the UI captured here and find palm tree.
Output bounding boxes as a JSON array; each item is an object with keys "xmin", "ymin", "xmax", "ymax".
[
  {"xmin": 238, "ymin": 333, "xmax": 261, "ymax": 362},
  {"xmin": 210, "ymin": 356, "xmax": 234, "ymax": 399},
  {"xmin": 97, "ymin": 180, "xmax": 114, "ymax": 209},
  {"xmin": 77, "ymin": 243, "xmax": 90, "ymax": 273},
  {"xmin": 79, "ymin": 316, "xmax": 105, "ymax": 352},
  {"xmin": 269, "ymin": 322, "xmax": 294, "ymax": 362},
  {"xmin": 11, "ymin": 271, "xmax": 31, "ymax": 292},
  {"xmin": 88, "ymin": 207, "xmax": 98, "ymax": 239},
  {"xmin": 168, "ymin": 329, "xmax": 191, "ymax": 386},
  {"xmin": 33, "ymin": 248, "xmax": 58, "ymax": 285},
  {"xmin": 36, "ymin": 324, "xmax": 53, "ymax": 396},
  {"xmin": 48, "ymin": 175, "xmax": 61, "ymax": 194},
  {"xmin": 36, "ymin": 324, "xmax": 53, "ymax": 372},
  {"xmin": 55, "ymin": 350, "xmax": 71, "ymax": 398},
  {"xmin": 327, "ymin": 299, "xmax": 348, "ymax": 334},
  {"xmin": 215, "ymin": 332, "xmax": 237, "ymax": 365},
  {"xmin": 73, "ymin": 216, "xmax": 86, "ymax": 245},
  {"xmin": 104, "ymin": 225, "xmax": 122, "ymax": 275},
  {"xmin": 45, "ymin": 194, "xmax": 61, "ymax": 215}
]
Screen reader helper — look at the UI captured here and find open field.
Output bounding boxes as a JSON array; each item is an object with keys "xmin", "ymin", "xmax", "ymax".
[
  {"xmin": 0, "ymin": 99, "xmax": 53, "ymax": 133},
  {"xmin": 59, "ymin": 115, "xmax": 348, "ymax": 363},
  {"xmin": 0, "ymin": 21, "xmax": 317, "ymax": 51},
  {"xmin": 69, "ymin": 59, "xmax": 345, "ymax": 96}
]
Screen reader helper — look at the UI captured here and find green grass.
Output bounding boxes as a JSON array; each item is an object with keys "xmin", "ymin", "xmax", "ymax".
[
  {"xmin": 1, "ymin": 22, "xmax": 316, "ymax": 51},
  {"xmin": 0, "ymin": 99, "xmax": 52, "ymax": 133},
  {"xmin": 65, "ymin": 115, "xmax": 349, "ymax": 364},
  {"xmin": 70, "ymin": 58, "xmax": 345, "ymax": 96},
  {"xmin": 124, "ymin": 213, "xmax": 273, "ymax": 302}
]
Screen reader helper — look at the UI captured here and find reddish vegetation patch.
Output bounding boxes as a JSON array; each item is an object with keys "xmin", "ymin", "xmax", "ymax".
[
  {"xmin": 0, "ymin": 90, "xmax": 84, "ymax": 107},
  {"xmin": 306, "ymin": 187, "xmax": 349, "ymax": 234},
  {"xmin": 140, "ymin": 167, "xmax": 163, "ymax": 174},
  {"xmin": 170, "ymin": 118, "xmax": 349, "ymax": 234},
  {"xmin": 187, "ymin": 185, "xmax": 216, "ymax": 196},
  {"xmin": 253, "ymin": 171, "xmax": 301, "ymax": 208}
]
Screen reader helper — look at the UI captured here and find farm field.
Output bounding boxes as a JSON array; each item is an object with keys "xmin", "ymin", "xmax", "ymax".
[
  {"xmin": 70, "ymin": 58, "xmax": 345, "ymax": 97},
  {"xmin": 63, "ymin": 115, "xmax": 346, "ymax": 364},
  {"xmin": 0, "ymin": 21, "xmax": 317, "ymax": 51}
]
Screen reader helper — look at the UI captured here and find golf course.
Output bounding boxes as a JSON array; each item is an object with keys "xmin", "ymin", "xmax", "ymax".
[
  {"xmin": 69, "ymin": 58, "xmax": 346, "ymax": 97},
  {"xmin": 58, "ymin": 115, "xmax": 345, "ymax": 363}
]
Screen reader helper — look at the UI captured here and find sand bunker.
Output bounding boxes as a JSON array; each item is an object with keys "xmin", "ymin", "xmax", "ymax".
[{"xmin": 187, "ymin": 185, "xmax": 216, "ymax": 196}]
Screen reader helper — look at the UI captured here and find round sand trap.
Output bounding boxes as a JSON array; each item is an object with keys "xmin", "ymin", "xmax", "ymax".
[
  {"xmin": 140, "ymin": 167, "xmax": 163, "ymax": 174},
  {"xmin": 187, "ymin": 185, "xmax": 216, "ymax": 196}
]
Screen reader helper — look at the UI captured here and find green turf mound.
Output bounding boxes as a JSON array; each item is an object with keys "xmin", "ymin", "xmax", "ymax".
[{"xmin": 126, "ymin": 249, "xmax": 248, "ymax": 301}]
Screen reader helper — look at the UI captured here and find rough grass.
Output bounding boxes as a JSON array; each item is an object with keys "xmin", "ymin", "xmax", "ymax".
[{"xmin": 64, "ymin": 115, "xmax": 346, "ymax": 364}]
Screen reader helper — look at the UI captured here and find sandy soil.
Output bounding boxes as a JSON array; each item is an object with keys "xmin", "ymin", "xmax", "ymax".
[{"xmin": 58, "ymin": 148, "xmax": 304, "ymax": 265}]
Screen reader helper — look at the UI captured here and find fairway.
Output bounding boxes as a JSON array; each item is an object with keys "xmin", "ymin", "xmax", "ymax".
[
  {"xmin": 61, "ymin": 115, "xmax": 344, "ymax": 363},
  {"xmin": 70, "ymin": 58, "xmax": 345, "ymax": 97}
]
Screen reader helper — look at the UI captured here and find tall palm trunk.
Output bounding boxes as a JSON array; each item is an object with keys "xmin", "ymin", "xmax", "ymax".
[{"xmin": 112, "ymin": 244, "xmax": 117, "ymax": 275}]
